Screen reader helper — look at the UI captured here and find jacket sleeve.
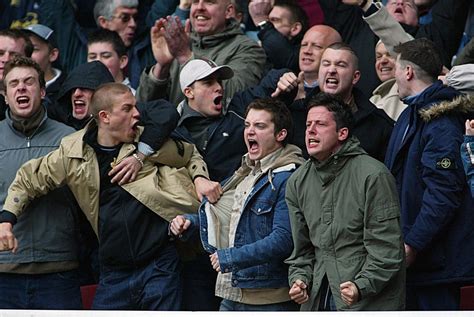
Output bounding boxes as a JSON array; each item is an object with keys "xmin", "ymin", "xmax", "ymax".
[
  {"xmin": 363, "ymin": 3, "xmax": 413, "ymax": 55},
  {"xmin": 146, "ymin": 0, "xmax": 180, "ymax": 27},
  {"xmin": 217, "ymin": 176, "xmax": 294, "ymax": 272},
  {"xmin": 3, "ymin": 145, "xmax": 69, "ymax": 218},
  {"xmin": 404, "ymin": 116, "xmax": 466, "ymax": 251},
  {"xmin": 230, "ymin": 68, "xmax": 290, "ymax": 115},
  {"xmin": 454, "ymin": 37, "xmax": 474, "ymax": 66},
  {"xmin": 136, "ymin": 66, "xmax": 173, "ymax": 103},
  {"xmin": 185, "ymin": 144, "xmax": 209, "ymax": 180},
  {"xmin": 284, "ymin": 173, "xmax": 314, "ymax": 287},
  {"xmin": 136, "ymin": 99, "xmax": 179, "ymax": 151},
  {"xmin": 258, "ymin": 23, "xmax": 299, "ymax": 72},
  {"xmin": 39, "ymin": 0, "xmax": 88, "ymax": 73},
  {"xmin": 318, "ymin": 0, "xmax": 366, "ymax": 42},
  {"xmin": 461, "ymin": 136, "xmax": 474, "ymax": 197},
  {"xmin": 353, "ymin": 171, "xmax": 405, "ymax": 299},
  {"xmin": 219, "ymin": 37, "xmax": 267, "ymax": 104},
  {"xmin": 415, "ymin": 0, "xmax": 470, "ymax": 67}
]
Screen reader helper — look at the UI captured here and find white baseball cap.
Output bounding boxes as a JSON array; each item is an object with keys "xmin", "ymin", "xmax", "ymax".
[{"xmin": 179, "ymin": 58, "xmax": 234, "ymax": 92}]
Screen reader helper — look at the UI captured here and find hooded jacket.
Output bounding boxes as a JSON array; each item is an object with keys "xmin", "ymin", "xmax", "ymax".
[
  {"xmin": 136, "ymin": 19, "xmax": 266, "ymax": 106},
  {"xmin": 385, "ymin": 82, "xmax": 474, "ymax": 285},
  {"xmin": 49, "ymin": 61, "xmax": 114, "ymax": 129},
  {"xmin": 286, "ymin": 137, "xmax": 405, "ymax": 310}
]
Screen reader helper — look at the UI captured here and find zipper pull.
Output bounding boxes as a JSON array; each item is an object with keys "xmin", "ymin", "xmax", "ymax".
[{"xmin": 27, "ymin": 138, "xmax": 31, "ymax": 147}]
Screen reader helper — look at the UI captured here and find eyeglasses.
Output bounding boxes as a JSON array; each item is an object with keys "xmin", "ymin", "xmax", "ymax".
[{"xmin": 111, "ymin": 13, "xmax": 138, "ymax": 23}]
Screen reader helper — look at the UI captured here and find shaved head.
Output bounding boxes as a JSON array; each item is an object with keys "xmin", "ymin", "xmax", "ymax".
[{"xmin": 299, "ymin": 25, "xmax": 342, "ymax": 82}]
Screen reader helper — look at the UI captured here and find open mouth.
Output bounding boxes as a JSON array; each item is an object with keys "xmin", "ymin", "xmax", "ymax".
[
  {"xmin": 73, "ymin": 100, "xmax": 87, "ymax": 114},
  {"xmin": 16, "ymin": 96, "xmax": 30, "ymax": 105},
  {"xmin": 195, "ymin": 15, "xmax": 209, "ymax": 21},
  {"xmin": 132, "ymin": 121, "xmax": 139, "ymax": 131},
  {"xmin": 394, "ymin": 7, "xmax": 403, "ymax": 14},
  {"xmin": 307, "ymin": 138, "xmax": 320, "ymax": 146},
  {"xmin": 248, "ymin": 139, "xmax": 258, "ymax": 152},
  {"xmin": 325, "ymin": 77, "xmax": 339, "ymax": 89},
  {"xmin": 213, "ymin": 95, "xmax": 223, "ymax": 105}
]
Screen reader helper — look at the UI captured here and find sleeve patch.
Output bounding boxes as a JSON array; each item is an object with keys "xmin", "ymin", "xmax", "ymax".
[{"xmin": 436, "ymin": 157, "xmax": 457, "ymax": 170}]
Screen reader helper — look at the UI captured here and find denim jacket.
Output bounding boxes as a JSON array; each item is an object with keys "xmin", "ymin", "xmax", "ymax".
[{"xmin": 188, "ymin": 145, "xmax": 303, "ymax": 289}]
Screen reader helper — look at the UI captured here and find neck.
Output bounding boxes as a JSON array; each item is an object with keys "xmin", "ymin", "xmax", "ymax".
[
  {"xmin": 304, "ymin": 72, "xmax": 318, "ymax": 85},
  {"xmin": 410, "ymin": 80, "xmax": 433, "ymax": 97},
  {"xmin": 116, "ymin": 72, "xmax": 125, "ymax": 83},
  {"xmin": 97, "ymin": 127, "xmax": 120, "ymax": 147},
  {"xmin": 44, "ymin": 67, "xmax": 55, "ymax": 82}
]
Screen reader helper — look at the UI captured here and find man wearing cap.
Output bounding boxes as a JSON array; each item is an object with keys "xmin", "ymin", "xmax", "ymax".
[
  {"xmin": 136, "ymin": 0, "xmax": 266, "ymax": 106},
  {"xmin": 23, "ymin": 24, "xmax": 66, "ymax": 107},
  {"xmin": 171, "ymin": 98, "xmax": 303, "ymax": 311},
  {"xmin": 172, "ymin": 58, "xmax": 282, "ymax": 310}
]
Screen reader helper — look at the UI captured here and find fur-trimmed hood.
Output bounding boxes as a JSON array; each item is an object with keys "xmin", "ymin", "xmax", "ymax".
[{"xmin": 420, "ymin": 94, "xmax": 474, "ymax": 122}]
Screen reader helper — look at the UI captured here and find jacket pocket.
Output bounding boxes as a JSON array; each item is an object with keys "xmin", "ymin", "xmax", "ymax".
[{"xmin": 249, "ymin": 200, "xmax": 274, "ymax": 237}]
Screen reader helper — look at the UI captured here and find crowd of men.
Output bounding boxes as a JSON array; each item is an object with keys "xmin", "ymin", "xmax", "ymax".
[{"xmin": 0, "ymin": 0, "xmax": 474, "ymax": 312}]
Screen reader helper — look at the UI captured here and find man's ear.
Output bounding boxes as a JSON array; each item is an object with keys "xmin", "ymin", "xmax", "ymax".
[
  {"xmin": 289, "ymin": 22, "xmax": 302, "ymax": 39},
  {"xmin": 337, "ymin": 127, "xmax": 349, "ymax": 142},
  {"xmin": 352, "ymin": 70, "xmax": 361, "ymax": 86},
  {"xmin": 119, "ymin": 54, "xmax": 129, "ymax": 71},
  {"xmin": 225, "ymin": 2, "xmax": 235, "ymax": 19},
  {"xmin": 49, "ymin": 48, "xmax": 59, "ymax": 63},
  {"xmin": 97, "ymin": 16, "xmax": 109, "ymax": 29},
  {"xmin": 406, "ymin": 64, "xmax": 415, "ymax": 81},
  {"xmin": 183, "ymin": 87, "xmax": 194, "ymax": 99},
  {"xmin": 276, "ymin": 128, "xmax": 288, "ymax": 143},
  {"xmin": 98, "ymin": 110, "xmax": 109, "ymax": 124}
]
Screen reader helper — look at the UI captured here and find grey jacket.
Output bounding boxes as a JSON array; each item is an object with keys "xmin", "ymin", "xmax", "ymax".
[{"xmin": 0, "ymin": 108, "xmax": 78, "ymax": 266}]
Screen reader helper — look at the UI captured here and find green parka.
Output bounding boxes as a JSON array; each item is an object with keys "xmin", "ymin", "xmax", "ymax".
[
  {"xmin": 136, "ymin": 19, "xmax": 266, "ymax": 107},
  {"xmin": 285, "ymin": 136, "xmax": 405, "ymax": 310}
]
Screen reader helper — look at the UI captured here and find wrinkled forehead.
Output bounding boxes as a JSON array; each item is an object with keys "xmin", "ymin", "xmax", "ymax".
[
  {"xmin": 321, "ymin": 48, "xmax": 353, "ymax": 63},
  {"xmin": 386, "ymin": 0, "xmax": 416, "ymax": 6}
]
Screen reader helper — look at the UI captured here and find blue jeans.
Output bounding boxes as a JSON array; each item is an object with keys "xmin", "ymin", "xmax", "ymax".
[
  {"xmin": 220, "ymin": 299, "xmax": 299, "ymax": 311},
  {"xmin": 92, "ymin": 243, "xmax": 181, "ymax": 310},
  {"xmin": 0, "ymin": 270, "xmax": 82, "ymax": 309}
]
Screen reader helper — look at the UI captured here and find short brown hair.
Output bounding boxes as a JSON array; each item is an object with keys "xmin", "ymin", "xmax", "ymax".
[
  {"xmin": 90, "ymin": 82, "xmax": 132, "ymax": 120},
  {"xmin": 394, "ymin": 38, "xmax": 442, "ymax": 82},
  {"xmin": 3, "ymin": 56, "xmax": 45, "ymax": 89},
  {"xmin": 245, "ymin": 98, "xmax": 293, "ymax": 146}
]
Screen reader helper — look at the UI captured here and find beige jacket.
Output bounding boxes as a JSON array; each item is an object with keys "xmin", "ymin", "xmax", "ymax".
[
  {"xmin": 4, "ymin": 123, "xmax": 208, "ymax": 236},
  {"xmin": 370, "ymin": 78, "xmax": 407, "ymax": 121}
]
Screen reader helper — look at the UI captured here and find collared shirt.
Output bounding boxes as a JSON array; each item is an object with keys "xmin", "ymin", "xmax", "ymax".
[{"xmin": 215, "ymin": 148, "xmax": 290, "ymax": 304}]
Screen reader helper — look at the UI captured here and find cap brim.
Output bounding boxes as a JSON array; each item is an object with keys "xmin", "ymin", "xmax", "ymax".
[{"xmin": 195, "ymin": 65, "xmax": 234, "ymax": 82}]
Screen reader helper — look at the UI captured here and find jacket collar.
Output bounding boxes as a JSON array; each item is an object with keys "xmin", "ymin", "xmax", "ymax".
[
  {"xmin": 311, "ymin": 136, "xmax": 366, "ymax": 186},
  {"xmin": 67, "ymin": 120, "xmax": 139, "ymax": 162},
  {"xmin": 190, "ymin": 19, "xmax": 242, "ymax": 49}
]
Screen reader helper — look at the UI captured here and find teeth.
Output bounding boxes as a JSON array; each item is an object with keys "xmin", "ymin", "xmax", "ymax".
[
  {"xmin": 74, "ymin": 100, "xmax": 85, "ymax": 106},
  {"xmin": 196, "ymin": 15, "xmax": 207, "ymax": 20},
  {"xmin": 327, "ymin": 78, "xmax": 338, "ymax": 84},
  {"xmin": 17, "ymin": 96, "xmax": 29, "ymax": 103}
]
